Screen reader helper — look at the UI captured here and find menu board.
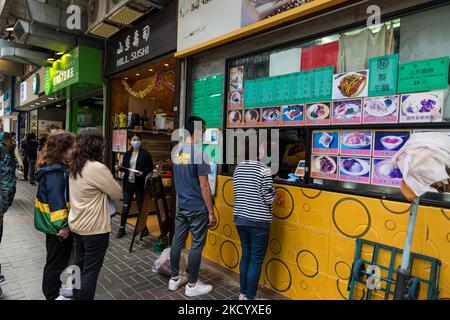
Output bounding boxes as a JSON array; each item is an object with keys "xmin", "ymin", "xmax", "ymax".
[
  {"xmin": 400, "ymin": 90, "xmax": 444, "ymax": 123},
  {"xmin": 340, "ymin": 131, "xmax": 372, "ymax": 157},
  {"xmin": 371, "ymin": 158, "xmax": 403, "ymax": 188},
  {"xmin": 227, "ymin": 110, "xmax": 243, "ymax": 128},
  {"xmin": 398, "ymin": 56, "xmax": 450, "ymax": 93},
  {"xmin": 363, "ymin": 96, "xmax": 399, "ymax": 124},
  {"xmin": 305, "ymin": 102, "xmax": 331, "ymax": 126},
  {"xmin": 368, "ymin": 54, "xmax": 399, "ymax": 96},
  {"xmin": 244, "ymin": 66, "xmax": 334, "ymax": 108},
  {"xmin": 281, "ymin": 105, "xmax": 304, "ymax": 126},
  {"xmin": 261, "ymin": 107, "xmax": 281, "ymax": 127},
  {"xmin": 192, "ymin": 73, "xmax": 224, "ymax": 128},
  {"xmin": 373, "ymin": 130, "xmax": 411, "ymax": 158},
  {"xmin": 331, "ymin": 99, "xmax": 363, "ymax": 125},
  {"xmin": 312, "ymin": 130, "xmax": 339, "ymax": 155},
  {"xmin": 311, "ymin": 155, "xmax": 338, "ymax": 180},
  {"xmin": 332, "ymin": 70, "xmax": 369, "ymax": 100},
  {"xmin": 339, "ymin": 157, "xmax": 371, "ymax": 184},
  {"xmin": 242, "ymin": 108, "xmax": 261, "ymax": 127},
  {"xmin": 228, "ymin": 66, "xmax": 244, "ymax": 109}
]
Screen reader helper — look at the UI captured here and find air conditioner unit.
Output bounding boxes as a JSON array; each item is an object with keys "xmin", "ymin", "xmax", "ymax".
[{"xmin": 88, "ymin": 0, "xmax": 110, "ymax": 27}]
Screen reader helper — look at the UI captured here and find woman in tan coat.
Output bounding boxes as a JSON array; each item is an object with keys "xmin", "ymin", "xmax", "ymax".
[{"xmin": 67, "ymin": 128, "xmax": 122, "ymax": 300}]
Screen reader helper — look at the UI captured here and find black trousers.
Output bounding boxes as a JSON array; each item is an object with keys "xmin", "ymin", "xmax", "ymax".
[
  {"xmin": 120, "ymin": 182, "xmax": 145, "ymax": 228},
  {"xmin": 72, "ymin": 233, "xmax": 109, "ymax": 300},
  {"xmin": 23, "ymin": 157, "xmax": 29, "ymax": 180},
  {"xmin": 43, "ymin": 233, "xmax": 74, "ymax": 300},
  {"xmin": 28, "ymin": 158, "xmax": 36, "ymax": 183}
]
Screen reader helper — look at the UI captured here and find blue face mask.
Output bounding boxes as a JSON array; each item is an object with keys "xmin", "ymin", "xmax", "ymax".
[{"xmin": 131, "ymin": 141, "xmax": 141, "ymax": 149}]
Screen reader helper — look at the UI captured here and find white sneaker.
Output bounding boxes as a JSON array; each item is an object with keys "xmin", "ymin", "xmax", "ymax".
[
  {"xmin": 55, "ymin": 295, "xmax": 72, "ymax": 300},
  {"xmin": 59, "ymin": 286, "xmax": 74, "ymax": 298},
  {"xmin": 168, "ymin": 274, "xmax": 188, "ymax": 291},
  {"xmin": 239, "ymin": 294, "xmax": 247, "ymax": 300},
  {"xmin": 185, "ymin": 281, "xmax": 213, "ymax": 297}
]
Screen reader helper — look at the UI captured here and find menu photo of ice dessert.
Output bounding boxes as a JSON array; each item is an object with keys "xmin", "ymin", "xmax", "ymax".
[
  {"xmin": 228, "ymin": 66, "xmax": 244, "ymax": 110},
  {"xmin": 400, "ymin": 91, "xmax": 444, "ymax": 123},
  {"xmin": 340, "ymin": 131, "xmax": 372, "ymax": 157},
  {"xmin": 305, "ymin": 102, "xmax": 331, "ymax": 126},
  {"xmin": 339, "ymin": 157, "xmax": 371, "ymax": 184},
  {"xmin": 281, "ymin": 104, "xmax": 304, "ymax": 126},
  {"xmin": 243, "ymin": 108, "xmax": 261, "ymax": 127},
  {"xmin": 371, "ymin": 158, "xmax": 403, "ymax": 188},
  {"xmin": 331, "ymin": 99, "xmax": 363, "ymax": 125},
  {"xmin": 312, "ymin": 130, "xmax": 339, "ymax": 155},
  {"xmin": 227, "ymin": 110, "xmax": 243, "ymax": 128},
  {"xmin": 363, "ymin": 95, "xmax": 400, "ymax": 124},
  {"xmin": 311, "ymin": 155, "xmax": 339, "ymax": 180},
  {"xmin": 373, "ymin": 130, "xmax": 411, "ymax": 158}
]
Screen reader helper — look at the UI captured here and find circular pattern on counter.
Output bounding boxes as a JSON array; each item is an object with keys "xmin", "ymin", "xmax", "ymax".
[
  {"xmin": 380, "ymin": 199, "xmax": 411, "ymax": 215},
  {"xmin": 303, "ymin": 203, "xmax": 311, "ymax": 213},
  {"xmin": 209, "ymin": 206, "xmax": 220, "ymax": 231},
  {"xmin": 300, "ymin": 189, "xmax": 322, "ymax": 199},
  {"xmin": 385, "ymin": 220, "xmax": 397, "ymax": 231},
  {"xmin": 446, "ymin": 233, "xmax": 450, "ymax": 243},
  {"xmin": 223, "ymin": 224, "xmax": 233, "ymax": 238},
  {"xmin": 208, "ymin": 233, "xmax": 217, "ymax": 246},
  {"xmin": 300, "ymin": 281, "xmax": 309, "ymax": 290},
  {"xmin": 296, "ymin": 250, "xmax": 319, "ymax": 278},
  {"xmin": 273, "ymin": 187, "xmax": 294, "ymax": 220},
  {"xmin": 265, "ymin": 259, "xmax": 292, "ymax": 293},
  {"xmin": 269, "ymin": 239, "xmax": 282, "ymax": 255},
  {"xmin": 222, "ymin": 179, "xmax": 235, "ymax": 207},
  {"xmin": 336, "ymin": 279, "xmax": 366, "ymax": 300},
  {"xmin": 334, "ymin": 261, "xmax": 351, "ymax": 281},
  {"xmin": 332, "ymin": 198, "xmax": 372, "ymax": 239},
  {"xmin": 220, "ymin": 240, "xmax": 240, "ymax": 269}
]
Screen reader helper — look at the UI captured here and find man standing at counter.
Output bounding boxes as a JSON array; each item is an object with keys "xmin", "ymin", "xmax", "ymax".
[{"xmin": 169, "ymin": 116, "xmax": 216, "ymax": 297}]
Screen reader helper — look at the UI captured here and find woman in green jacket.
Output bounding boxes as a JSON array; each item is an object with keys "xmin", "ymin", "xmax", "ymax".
[{"xmin": 34, "ymin": 131, "xmax": 75, "ymax": 300}]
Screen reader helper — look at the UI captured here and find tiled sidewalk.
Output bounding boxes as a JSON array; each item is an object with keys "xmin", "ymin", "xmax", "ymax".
[{"xmin": 0, "ymin": 180, "xmax": 281, "ymax": 300}]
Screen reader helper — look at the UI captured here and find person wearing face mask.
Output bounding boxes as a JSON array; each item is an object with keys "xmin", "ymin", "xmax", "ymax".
[{"xmin": 115, "ymin": 134, "xmax": 153, "ymax": 238}]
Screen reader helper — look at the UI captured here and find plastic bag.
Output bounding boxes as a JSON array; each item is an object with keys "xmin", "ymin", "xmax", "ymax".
[{"xmin": 152, "ymin": 248, "xmax": 187, "ymax": 277}]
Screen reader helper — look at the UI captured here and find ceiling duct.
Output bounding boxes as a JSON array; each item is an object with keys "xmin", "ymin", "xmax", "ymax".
[
  {"xmin": 0, "ymin": 47, "xmax": 51, "ymax": 66},
  {"xmin": 87, "ymin": 0, "xmax": 166, "ymax": 39},
  {"xmin": 12, "ymin": 19, "xmax": 77, "ymax": 52}
]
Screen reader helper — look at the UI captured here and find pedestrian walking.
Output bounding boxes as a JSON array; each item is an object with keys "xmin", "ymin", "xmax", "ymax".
[
  {"xmin": 68, "ymin": 128, "xmax": 122, "ymax": 300},
  {"xmin": 34, "ymin": 131, "xmax": 75, "ymax": 300},
  {"xmin": 169, "ymin": 116, "xmax": 216, "ymax": 297},
  {"xmin": 233, "ymin": 140, "xmax": 275, "ymax": 300},
  {"xmin": 24, "ymin": 133, "xmax": 39, "ymax": 185},
  {"xmin": 1, "ymin": 132, "xmax": 24, "ymax": 171},
  {"xmin": 115, "ymin": 134, "xmax": 153, "ymax": 239},
  {"xmin": 20, "ymin": 136, "xmax": 29, "ymax": 181}
]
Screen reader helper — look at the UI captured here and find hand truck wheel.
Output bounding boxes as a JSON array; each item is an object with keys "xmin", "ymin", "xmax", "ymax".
[
  {"xmin": 407, "ymin": 277, "xmax": 420, "ymax": 300},
  {"xmin": 352, "ymin": 260, "xmax": 366, "ymax": 281}
]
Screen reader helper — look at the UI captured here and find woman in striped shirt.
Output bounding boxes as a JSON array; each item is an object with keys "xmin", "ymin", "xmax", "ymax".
[{"xmin": 233, "ymin": 140, "xmax": 275, "ymax": 300}]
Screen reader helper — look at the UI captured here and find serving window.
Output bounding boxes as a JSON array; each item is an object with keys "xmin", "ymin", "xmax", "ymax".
[{"xmin": 223, "ymin": 4, "xmax": 450, "ymax": 206}]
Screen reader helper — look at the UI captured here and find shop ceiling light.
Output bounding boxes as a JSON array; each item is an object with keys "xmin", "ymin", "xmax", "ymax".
[
  {"xmin": 90, "ymin": 23, "xmax": 120, "ymax": 39},
  {"xmin": 5, "ymin": 26, "xmax": 14, "ymax": 32},
  {"xmin": 136, "ymin": 73, "xmax": 140, "ymax": 76},
  {"xmin": 108, "ymin": 6, "xmax": 144, "ymax": 26},
  {"xmin": 47, "ymin": 58, "xmax": 55, "ymax": 62},
  {"xmin": 56, "ymin": 52, "xmax": 65, "ymax": 56},
  {"xmin": 149, "ymin": 69, "xmax": 154, "ymax": 72},
  {"xmin": 164, "ymin": 64, "xmax": 169, "ymax": 67}
]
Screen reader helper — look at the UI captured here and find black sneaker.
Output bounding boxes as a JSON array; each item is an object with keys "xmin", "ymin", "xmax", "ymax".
[
  {"xmin": 0, "ymin": 273, "xmax": 5, "ymax": 283},
  {"xmin": 30, "ymin": 182, "xmax": 36, "ymax": 186},
  {"xmin": 116, "ymin": 228, "xmax": 126, "ymax": 239}
]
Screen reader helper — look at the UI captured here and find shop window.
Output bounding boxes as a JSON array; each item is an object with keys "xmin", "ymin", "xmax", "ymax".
[{"xmin": 224, "ymin": 5, "xmax": 450, "ymax": 206}]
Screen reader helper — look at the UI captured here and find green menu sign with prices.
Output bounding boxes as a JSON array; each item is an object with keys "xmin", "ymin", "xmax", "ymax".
[
  {"xmin": 244, "ymin": 66, "xmax": 334, "ymax": 108},
  {"xmin": 398, "ymin": 56, "xmax": 450, "ymax": 93},
  {"xmin": 369, "ymin": 54, "xmax": 399, "ymax": 96},
  {"xmin": 44, "ymin": 46, "xmax": 103, "ymax": 95},
  {"xmin": 191, "ymin": 73, "xmax": 224, "ymax": 128}
]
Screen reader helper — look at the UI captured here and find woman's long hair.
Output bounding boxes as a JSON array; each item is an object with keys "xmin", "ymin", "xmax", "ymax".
[
  {"xmin": 69, "ymin": 128, "xmax": 105, "ymax": 179},
  {"xmin": 1, "ymin": 132, "xmax": 13, "ymax": 150},
  {"xmin": 37, "ymin": 131, "xmax": 75, "ymax": 168}
]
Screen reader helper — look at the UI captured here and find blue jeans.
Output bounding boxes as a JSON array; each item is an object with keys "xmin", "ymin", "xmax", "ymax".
[
  {"xmin": 170, "ymin": 210, "xmax": 209, "ymax": 284},
  {"xmin": 236, "ymin": 226, "xmax": 270, "ymax": 300}
]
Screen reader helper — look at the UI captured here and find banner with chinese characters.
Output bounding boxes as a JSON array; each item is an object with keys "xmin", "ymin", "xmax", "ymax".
[
  {"xmin": 192, "ymin": 74, "xmax": 224, "ymax": 128},
  {"xmin": 398, "ymin": 56, "xmax": 450, "ymax": 93},
  {"xmin": 368, "ymin": 54, "xmax": 398, "ymax": 96}
]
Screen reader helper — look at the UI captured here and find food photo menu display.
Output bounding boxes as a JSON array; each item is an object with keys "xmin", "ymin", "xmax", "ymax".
[
  {"xmin": 340, "ymin": 131, "xmax": 372, "ymax": 157},
  {"xmin": 311, "ymin": 155, "xmax": 338, "ymax": 180},
  {"xmin": 243, "ymin": 108, "xmax": 261, "ymax": 127},
  {"xmin": 373, "ymin": 130, "xmax": 411, "ymax": 158},
  {"xmin": 281, "ymin": 105, "xmax": 304, "ymax": 126},
  {"xmin": 312, "ymin": 130, "xmax": 339, "ymax": 155},
  {"xmin": 228, "ymin": 66, "xmax": 244, "ymax": 110},
  {"xmin": 339, "ymin": 157, "xmax": 371, "ymax": 184},
  {"xmin": 331, "ymin": 99, "xmax": 363, "ymax": 125},
  {"xmin": 371, "ymin": 158, "xmax": 403, "ymax": 188},
  {"xmin": 305, "ymin": 102, "xmax": 331, "ymax": 126},
  {"xmin": 363, "ymin": 96, "xmax": 400, "ymax": 124},
  {"xmin": 400, "ymin": 91, "xmax": 444, "ymax": 123}
]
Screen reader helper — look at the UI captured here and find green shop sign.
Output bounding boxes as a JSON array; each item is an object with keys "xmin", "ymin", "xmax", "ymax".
[
  {"xmin": 32, "ymin": 73, "xmax": 40, "ymax": 95},
  {"xmin": 398, "ymin": 56, "xmax": 449, "ymax": 93},
  {"xmin": 368, "ymin": 54, "xmax": 398, "ymax": 96},
  {"xmin": 44, "ymin": 46, "xmax": 103, "ymax": 95}
]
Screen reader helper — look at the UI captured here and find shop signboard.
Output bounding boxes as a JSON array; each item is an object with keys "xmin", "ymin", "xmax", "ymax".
[
  {"xmin": 398, "ymin": 56, "xmax": 449, "ymax": 93},
  {"xmin": 105, "ymin": 1, "xmax": 177, "ymax": 76},
  {"xmin": 33, "ymin": 73, "xmax": 40, "ymax": 95},
  {"xmin": 368, "ymin": 54, "xmax": 399, "ymax": 96}
]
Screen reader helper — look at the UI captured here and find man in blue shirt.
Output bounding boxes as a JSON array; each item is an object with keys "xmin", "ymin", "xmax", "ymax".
[{"xmin": 169, "ymin": 116, "xmax": 216, "ymax": 297}]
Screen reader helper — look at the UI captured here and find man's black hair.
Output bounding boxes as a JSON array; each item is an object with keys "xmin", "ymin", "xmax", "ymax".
[{"xmin": 185, "ymin": 116, "xmax": 206, "ymax": 136}]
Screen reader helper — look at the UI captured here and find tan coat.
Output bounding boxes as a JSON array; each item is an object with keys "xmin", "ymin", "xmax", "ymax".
[{"xmin": 68, "ymin": 161, "xmax": 122, "ymax": 236}]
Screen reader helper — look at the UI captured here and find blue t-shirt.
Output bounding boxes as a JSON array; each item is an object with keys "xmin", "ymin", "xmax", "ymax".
[{"xmin": 173, "ymin": 143, "xmax": 211, "ymax": 212}]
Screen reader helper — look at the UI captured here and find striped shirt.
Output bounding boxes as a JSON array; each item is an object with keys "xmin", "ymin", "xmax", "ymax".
[{"xmin": 233, "ymin": 160, "xmax": 275, "ymax": 227}]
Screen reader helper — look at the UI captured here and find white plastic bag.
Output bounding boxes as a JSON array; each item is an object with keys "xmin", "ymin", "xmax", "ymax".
[{"xmin": 152, "ymin": 248, "xmax": 187, "ymax": 277}]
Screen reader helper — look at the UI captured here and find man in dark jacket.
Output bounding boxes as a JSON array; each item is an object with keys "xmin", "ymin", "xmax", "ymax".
[
  {"xmin": 0, "ymin": 136, "xmax": 17, "ymax": 283},
  {"xmin": 24, "ymin": 133, "xmax": 39, "ymax": 185}
]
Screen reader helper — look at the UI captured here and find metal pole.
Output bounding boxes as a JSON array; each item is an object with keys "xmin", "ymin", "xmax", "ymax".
[{"xmin": 400, "ymin": 198, "xmax": 420, "ymax": 271}]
